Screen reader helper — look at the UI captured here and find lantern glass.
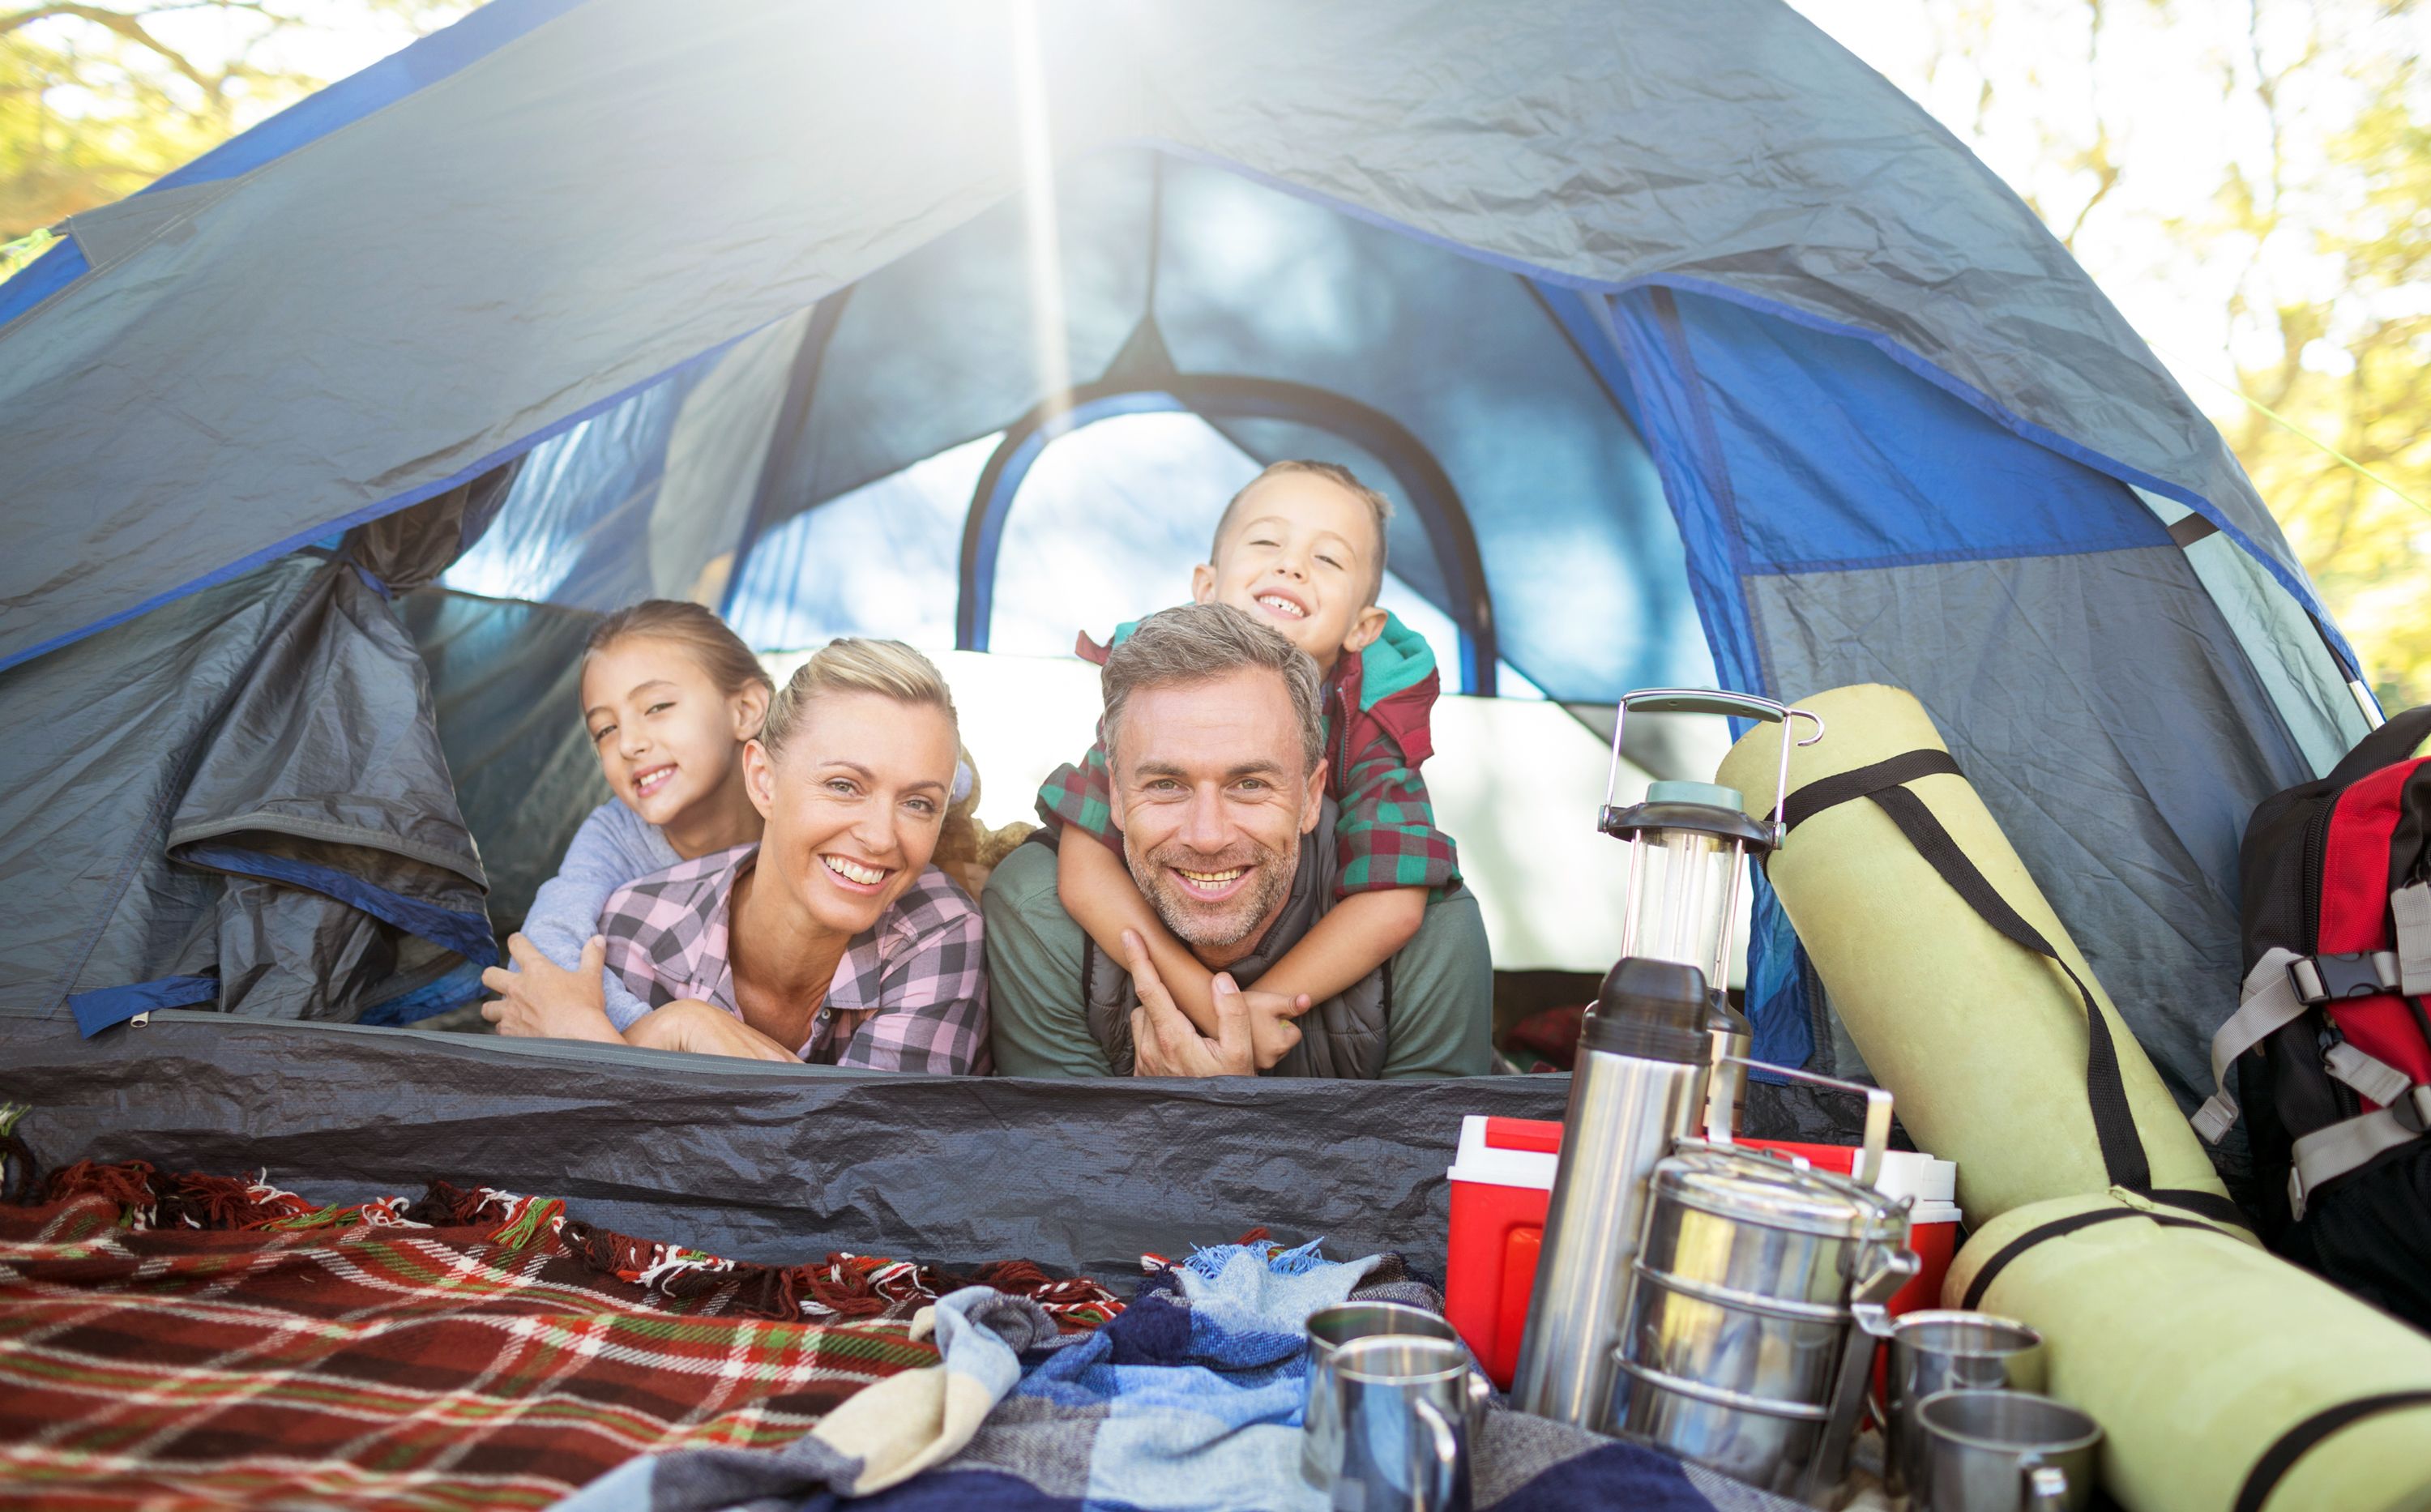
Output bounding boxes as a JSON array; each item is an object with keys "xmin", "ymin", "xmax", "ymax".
[{"xmin": 1622, "ymin": 825, "xmax": 1741, "ymax": 986}]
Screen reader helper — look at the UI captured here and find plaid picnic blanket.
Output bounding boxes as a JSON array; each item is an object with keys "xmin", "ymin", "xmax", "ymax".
[
  {"xmin": 0, "ymin": 1154, "xmax": 1121, "ymax": 1510},
  {"xmin": 569, "ymin": 1239, "xmax": 1801, "ymax": 1512}
]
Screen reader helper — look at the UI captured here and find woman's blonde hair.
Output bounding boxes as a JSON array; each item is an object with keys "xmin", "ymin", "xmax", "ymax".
[{"xmin": 760, "ymin": 639, "xmax": 1024, "ymax": 878}]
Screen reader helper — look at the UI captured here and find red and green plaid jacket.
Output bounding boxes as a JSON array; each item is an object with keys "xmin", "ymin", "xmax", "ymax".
[{"xmin": 1036, "ymin": 612, "xmax": 1460, "ymax": 898}]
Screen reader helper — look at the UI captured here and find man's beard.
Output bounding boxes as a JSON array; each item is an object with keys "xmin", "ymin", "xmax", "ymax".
[{"xmin": 1128, "ymin": 834, "xmax": 1297, "ymax": 953}]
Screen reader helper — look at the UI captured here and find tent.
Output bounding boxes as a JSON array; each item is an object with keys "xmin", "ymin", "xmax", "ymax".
[{"xmin": 0, "ymin": 0, "xmax": 2377, "ymax": 1266}]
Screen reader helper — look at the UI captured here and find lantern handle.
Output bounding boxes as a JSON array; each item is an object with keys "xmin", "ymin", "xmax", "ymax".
[{"xmin": 1600, "ymin": 689, "xmax": 1824, "ymax": 844}]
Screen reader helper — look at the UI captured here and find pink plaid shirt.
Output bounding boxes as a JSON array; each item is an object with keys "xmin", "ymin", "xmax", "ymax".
[{"xmin": 597, "ymin": 844, "xmax": 989, "ymax": 1074}]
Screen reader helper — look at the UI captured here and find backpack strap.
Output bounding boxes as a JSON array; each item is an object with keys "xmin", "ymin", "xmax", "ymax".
[
  {"xmin": 2321, "ymin": 705, "xmax": 2431, "ymax": 790},
  {"xmin": 2194, "ymin": 949, "xmax": 2312, "ymax": 1143},
  {"xmin": 1784, "ymin": 749, "xmax": 2155, "ymax": 1197},
  {"xmin": 2393, "ymin": 879, "xmax": 2431, "ymax": 997},
  {"xmin": 2322, "ymin": 1042, "xmax": 2415, "ymax": 1108},
  {"xmin": 2197, "ymin": 948, "xmax": 2431, "ymax": 1136},
  {"xmin": 2287, "ymin": 1087, "xmax": 2431, "ymax": 1221}
]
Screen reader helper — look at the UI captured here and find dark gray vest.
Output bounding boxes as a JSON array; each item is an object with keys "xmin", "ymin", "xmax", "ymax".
[{"xmin": 1080, "ymin": 800, "xmax": 1391, "ymax": 1078}]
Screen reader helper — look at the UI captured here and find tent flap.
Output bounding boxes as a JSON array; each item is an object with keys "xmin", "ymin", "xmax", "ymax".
[{"xmin": 0, "ymin": 530, "xmax": 493, "ymax": 1023}]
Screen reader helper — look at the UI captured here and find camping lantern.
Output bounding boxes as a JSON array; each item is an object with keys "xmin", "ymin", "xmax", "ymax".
[
  {"xmin": 1599, "ymin": 691, "xmax": 1822, "ymax": 1134},
  {"xmin": 1597, "ymin": 690, "xmax": 1822, "ymax": 992}
]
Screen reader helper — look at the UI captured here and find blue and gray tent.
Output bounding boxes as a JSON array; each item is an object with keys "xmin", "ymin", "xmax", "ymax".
[{"xmin": 0, "ymin": 0, "xmax": 2373, "ymax": 1268}]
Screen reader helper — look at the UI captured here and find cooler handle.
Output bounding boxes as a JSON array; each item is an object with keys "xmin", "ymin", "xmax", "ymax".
[{"xmin": 1716, "ymin": 1057, "xmax": 1894, "ymax": 1190}]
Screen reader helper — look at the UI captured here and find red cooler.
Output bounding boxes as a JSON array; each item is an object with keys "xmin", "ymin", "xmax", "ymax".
[{"xmin": 1446, "ymin": 1115, "xmax": 1960, "ymax": 1389}]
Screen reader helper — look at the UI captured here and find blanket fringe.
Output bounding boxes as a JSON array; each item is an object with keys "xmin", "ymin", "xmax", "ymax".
[{"xmin": 25, "ymin": 1154, "xmax": 1123, "ymax": 1329}]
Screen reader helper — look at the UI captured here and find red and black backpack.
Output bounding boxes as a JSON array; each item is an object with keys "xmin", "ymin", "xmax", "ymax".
[{"xmin": 2196, "ymin": 705, "xmax": 2431, "ymax": 1328}]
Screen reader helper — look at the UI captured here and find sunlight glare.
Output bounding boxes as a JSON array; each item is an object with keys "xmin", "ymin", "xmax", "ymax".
[{"xmin": 1010, "ymin": 0, "xmax": 1073, "ymax": 423}]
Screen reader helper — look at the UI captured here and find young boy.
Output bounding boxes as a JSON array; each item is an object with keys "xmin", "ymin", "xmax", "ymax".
[{"xmin": 1036, "ymin": 459, "xmax": 1460, "ymax": 1047}]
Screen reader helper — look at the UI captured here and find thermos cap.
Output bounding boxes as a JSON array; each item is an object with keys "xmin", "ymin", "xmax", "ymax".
[
  {"xmin": 1644, "ymin": 779, "xmax": 1745, "ymax": 809},
  {"xmin": 1706, "ymin": 993, "xmax": 1754, "ymax": 1037},
  {"xmin": 1581, "ymin": 957, "xmax": 1712, "ymax": 1064}
]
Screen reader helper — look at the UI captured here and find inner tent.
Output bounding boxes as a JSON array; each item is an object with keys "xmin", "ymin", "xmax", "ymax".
[{"xmin": 398, "ymin": 145, "xmax": 2324, "ymax": 1096}]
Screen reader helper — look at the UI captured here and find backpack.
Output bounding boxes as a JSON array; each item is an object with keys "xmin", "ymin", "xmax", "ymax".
[{"xmin": 2194, "ymin": 704, "xmax": 2431, "ymax": 1328}]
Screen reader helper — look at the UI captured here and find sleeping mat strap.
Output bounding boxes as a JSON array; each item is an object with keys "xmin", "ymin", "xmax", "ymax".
[
  {"xmin": 1957, "ymin": 1204, "xmax": 2223, "ymax": 1310},
  {"xmin": 1784, "ymin": 749, "xmax": 2156, "ymax": 1199},
  {"xmin": 2232, "ymin": 1390, "xmax": 2431, "ymax": 1512}
]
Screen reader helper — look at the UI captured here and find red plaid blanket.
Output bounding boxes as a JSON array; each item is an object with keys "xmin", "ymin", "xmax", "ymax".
[{"xmin": 0, "ymin": 1160, "xmax": 1121, "ymax": 1510}]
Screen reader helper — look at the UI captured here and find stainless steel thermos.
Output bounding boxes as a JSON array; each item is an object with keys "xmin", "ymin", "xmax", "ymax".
[{"xmin": 1507, "ymin": 955, "xmax": 1716, "ymax": 1425}]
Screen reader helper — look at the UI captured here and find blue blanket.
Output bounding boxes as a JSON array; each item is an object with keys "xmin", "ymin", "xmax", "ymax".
[{"xmin": 561, "ymin": 1241, "xmax": 1797, "ymax": 1512}]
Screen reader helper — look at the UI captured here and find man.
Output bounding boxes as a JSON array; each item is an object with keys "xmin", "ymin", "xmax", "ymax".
[{"xmin": 984, "ymin": 601, "xmax": 1493, "ymax": 1078}]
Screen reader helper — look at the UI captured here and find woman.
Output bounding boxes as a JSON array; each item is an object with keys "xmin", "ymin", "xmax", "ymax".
[{"xmin": 482, "ymin": 638, "xmax": 988, "ymax": 1071}]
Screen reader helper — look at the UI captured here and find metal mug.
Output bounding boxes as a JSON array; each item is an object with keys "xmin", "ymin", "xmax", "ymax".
[
  {"xmin": 1878, "ymin": 1311, "xmax": 2047, "ymax": 1494},
  {"xmin": 1306, "ymin": 1335, "xmax": 1485, "ymax": 1512},
  {"xmin": 1914, "ymin": 1389, "xmax": 2100, "ymax": 1512},
  {"xmin": 1301, "ymin": 1303, "xmax": 1482, "ymax": 1489}
]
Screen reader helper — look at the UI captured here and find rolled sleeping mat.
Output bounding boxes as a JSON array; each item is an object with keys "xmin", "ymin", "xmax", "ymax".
[
  {"xmin": 1715, "ymin": 684, "xmax": 2230, "ymax": 1225},
  {"xmin": 1947, "ymin": 1190, "xmax": 2431, "ymax": 1512}
]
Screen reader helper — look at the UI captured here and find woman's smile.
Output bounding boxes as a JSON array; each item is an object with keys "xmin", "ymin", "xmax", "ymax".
[{"xmin": 818, "ymin": 853, "xmax": 894, "ymax": 893}]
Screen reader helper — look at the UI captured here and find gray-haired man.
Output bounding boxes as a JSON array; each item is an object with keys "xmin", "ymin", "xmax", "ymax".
[{"xmin": 984, "ymin": 602, "xmax": 1493, "ymax": 1078}]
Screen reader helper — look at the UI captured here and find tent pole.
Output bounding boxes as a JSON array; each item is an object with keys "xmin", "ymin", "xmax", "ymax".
[{"xmin": 955, "ymin": 374, "xmax": 1497, "ymax": 693}]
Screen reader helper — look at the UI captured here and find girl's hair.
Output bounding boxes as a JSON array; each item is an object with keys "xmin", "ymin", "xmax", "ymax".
[
  {"xmin": 585, "ymin": 600, "xmax": 774, "ymax": 708},
  {"xmin": 760, "ymin": 639, "xmax": 1002, "ymax": 873}
]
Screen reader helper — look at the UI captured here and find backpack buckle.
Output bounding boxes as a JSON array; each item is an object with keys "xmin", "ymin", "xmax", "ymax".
[{"xmin": 2290, "ymin": 951, "xmax": 2403, "ymax": 1004}]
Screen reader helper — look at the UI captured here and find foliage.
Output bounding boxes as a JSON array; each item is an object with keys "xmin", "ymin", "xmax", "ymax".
[
  {"xmin": 1837, "ymin": 0, "xmax": 2431, "ymax": 707},
  {"xmin": 0, "ymin": 1, "xmax": 469, "ymax": 241}
]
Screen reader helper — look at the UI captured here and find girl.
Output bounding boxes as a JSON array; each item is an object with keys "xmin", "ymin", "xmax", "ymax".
[
  {"xmin": 485, "ymin": 636, "xmax": 989, "ymax": 1071},
  {"xmin": 513, "ymin": 600, "xmax": 775, "ymax": 1031}
]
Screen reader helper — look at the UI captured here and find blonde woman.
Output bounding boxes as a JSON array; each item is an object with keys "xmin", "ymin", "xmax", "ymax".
[{"xmin": 484, "ymin": 638, "xmax": 988, "ymax": 1072}]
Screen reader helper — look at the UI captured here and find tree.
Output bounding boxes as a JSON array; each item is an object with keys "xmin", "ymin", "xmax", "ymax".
[
  {"xmin": 1, "ymin": 2, "xmax": 470, "ymax": 246},
  {"xmin": 1824, "ymin": 0, "xmax": 2431, "ymax": 708}
]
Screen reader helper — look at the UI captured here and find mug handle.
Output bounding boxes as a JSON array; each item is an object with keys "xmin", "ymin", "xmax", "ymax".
[
  {"xmin": 1464, "ymin": 1366, "xmax": 1493, "ymax": 1437},
  {"xmin": 1414, "ymin": 1398, "xmax": 1461, "ymax": 1512},
  {"xmin": 2024, "ymin": 1463, "xmax": 2070, "ymax": 1512}
]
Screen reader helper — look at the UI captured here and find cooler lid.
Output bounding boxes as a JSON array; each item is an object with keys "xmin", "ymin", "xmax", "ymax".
[
  {"xmin": 1739, "ymin": 1139, "xmax": 1957, "ymax": 1205},
  {"xmin": 1446, "ymin": 1114, "xmax": 1558, "ymax": 1191}
]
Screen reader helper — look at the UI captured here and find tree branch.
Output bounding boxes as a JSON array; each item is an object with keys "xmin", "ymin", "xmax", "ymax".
[{"xmin": 0, "ymin": 5, "xmax": 222, "ymax": 100}]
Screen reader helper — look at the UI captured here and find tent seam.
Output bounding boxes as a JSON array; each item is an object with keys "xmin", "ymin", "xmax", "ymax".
[{"xmin": 1645, "ymin": 285, "xmax": 1774, "ymax": 698}]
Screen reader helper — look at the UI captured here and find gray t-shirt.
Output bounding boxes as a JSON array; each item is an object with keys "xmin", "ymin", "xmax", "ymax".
[
  {"xmin": 522, "ymin": 799, "xmax": 679, "ymax": 1029},
  {"xmin": 981, "ymin": 839, "xmax": 1493, "ymax": 1078}
]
